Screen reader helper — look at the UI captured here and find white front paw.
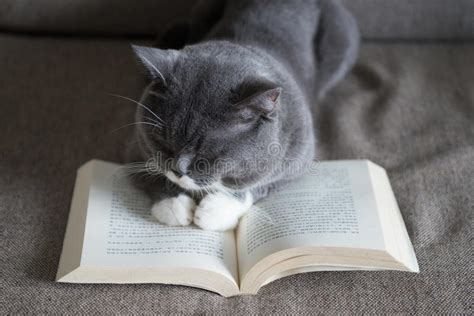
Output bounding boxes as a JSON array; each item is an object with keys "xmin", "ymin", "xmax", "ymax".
[
  {"xmin": 151, "ymin": 194, "xmax": 196, "ymax": 226},
  {"xmin": 194, "ymin": 191, "xmax": 252, "ymax": 231}
]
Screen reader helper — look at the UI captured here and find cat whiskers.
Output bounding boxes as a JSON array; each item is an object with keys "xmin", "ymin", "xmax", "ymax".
[
  {"xmin": 208, "ymin": 181, "xmax": 241, "ymax": 199},
  {"xmin": 120, "ymin": 162, "xmax": 148, "ymax": 177},
  {"xmin": 121, "ymin": 161, "xmax": 165, "ymax": 180},
  {"xmin": 147, "ymin": 91, "xmax": 163, "ymax": 98},
  {"xmin": 107, "ymin": 93, "xmax": 165, "ymax": 125},
  {"xmin": 110, "ymin": 121, "xmax": 162, "ymax": 133},
  {"xmin": 196, "ymin": 180, "xmax": 215, "ymax": 198}
]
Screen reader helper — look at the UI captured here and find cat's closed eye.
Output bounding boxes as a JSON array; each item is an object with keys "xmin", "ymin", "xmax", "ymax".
[
  {"xmin": 148, "ymin": 132, "xmax": 173, "ymax": 154},
  {"xmin": 237, "ymin": 109, "xmax": 260, "ymax": 125}
]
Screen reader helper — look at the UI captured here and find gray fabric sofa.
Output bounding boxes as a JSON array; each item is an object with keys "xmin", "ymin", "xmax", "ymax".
[{"xmin": 1, "ymin": 1, "xmax": 472, "ymax": 314}]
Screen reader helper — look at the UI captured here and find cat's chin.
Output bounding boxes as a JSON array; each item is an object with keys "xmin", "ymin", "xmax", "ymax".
[
  {"xmin": 165, "ymin": 171, "xmax": 215, "ymax": 192},
  {"xmin": 165, "ymin": 171, "xmax": 201, "ymax": 190}
]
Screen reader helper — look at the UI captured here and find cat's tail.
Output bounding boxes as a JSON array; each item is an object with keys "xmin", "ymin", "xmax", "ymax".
[{"xmin": 314, "ymin": 0, "xmax": 360, "ymax": 100}]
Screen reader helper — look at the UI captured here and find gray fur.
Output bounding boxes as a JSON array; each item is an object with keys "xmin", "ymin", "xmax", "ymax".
[{"xmin": 128, "ymin": 0, "xmax": 359, "ymax": 204}]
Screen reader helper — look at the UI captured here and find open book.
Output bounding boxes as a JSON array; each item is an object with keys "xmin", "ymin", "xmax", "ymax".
[{"xmin": 56, "ymin": 159, "xmax": 418, "ymax": 296}]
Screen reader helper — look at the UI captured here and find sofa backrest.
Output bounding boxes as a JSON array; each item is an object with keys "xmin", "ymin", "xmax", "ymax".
[{"xmin": 0, "ymin": 0, "xmax": 472, "ymax": 39}]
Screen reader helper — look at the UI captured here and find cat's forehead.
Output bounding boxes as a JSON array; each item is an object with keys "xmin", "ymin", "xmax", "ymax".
[
  {"xmin": 166, "ymin": 66, "xmax": 239, "ymax": 108},
  {"xmin": 175, "ymin": 61, "xmax": 240, "ymax": 85},
  {"xmin": 177, "ymin": 46, "xmax": 251, "ymax": 77}
]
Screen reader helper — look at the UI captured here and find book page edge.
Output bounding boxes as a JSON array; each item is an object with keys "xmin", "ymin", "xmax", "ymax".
[
  {"xmin": 55, "ymin": 160, "xmax": 96, "ymax": 281},
  {"xmin": 240, "ymin": 246, "xmax": 406, "ymax": 294},
  {"xmin": 57, "ymin": 266, "xmax": 240, "ymax": 297},
  {"xmin": 366, "ymin": 161, "xmax": 419, "ymax": 273}
]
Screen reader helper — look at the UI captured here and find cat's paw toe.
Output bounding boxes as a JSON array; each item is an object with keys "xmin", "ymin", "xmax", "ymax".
[
  {"xmin": 151, "ymin": 194, "xmax": 196, "ymax": 226},
  {"xmin": 194, "ymin": 192, "xmax": 251, "ymax": 231}
]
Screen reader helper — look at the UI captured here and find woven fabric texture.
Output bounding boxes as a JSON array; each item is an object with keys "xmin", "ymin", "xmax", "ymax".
[{"xmin": 0, "ymin": 35, "xmax": 472, "ymax": 313}]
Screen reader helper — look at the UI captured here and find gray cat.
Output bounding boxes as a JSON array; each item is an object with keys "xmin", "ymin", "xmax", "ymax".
[{"xmin": 127, "ymin": 0, "xmax": 359, "ymax": 231}]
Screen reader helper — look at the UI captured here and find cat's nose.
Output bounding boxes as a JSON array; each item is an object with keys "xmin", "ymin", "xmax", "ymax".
[{"xmin": 173, "ymin": 154, "xmax": 192, "ymax": 178}]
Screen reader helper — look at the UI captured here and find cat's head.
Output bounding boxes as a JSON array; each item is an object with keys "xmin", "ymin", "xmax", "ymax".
[{"xmin": 132, "ymin": 44, "xmax": 286, "ymax": 192}]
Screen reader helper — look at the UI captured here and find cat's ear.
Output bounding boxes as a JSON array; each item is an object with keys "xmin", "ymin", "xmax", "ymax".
[
  {"xmin": 234, "ymin": 87, "xmax": 282, "ymax": 120},
  {"xmin": 131, "ymin": 45, "xmax": 180, "ymax": 83},
  {"xmin": 314, "ymin": 0, "xmax": 359, "ymax": 99}
]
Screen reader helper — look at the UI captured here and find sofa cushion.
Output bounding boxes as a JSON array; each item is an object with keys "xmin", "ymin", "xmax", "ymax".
[{"xmin": 0, "ymin": 34, "xmax": 472, "ymax": 313}]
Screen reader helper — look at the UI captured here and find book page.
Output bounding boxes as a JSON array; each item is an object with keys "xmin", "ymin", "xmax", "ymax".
[
  {"xmin": 237, "ymin": 160, "xmax": 386, "ymax": 278},
  {"xmin": 79, "ymin": 161, "xmax": 238, "ymax": 285}
]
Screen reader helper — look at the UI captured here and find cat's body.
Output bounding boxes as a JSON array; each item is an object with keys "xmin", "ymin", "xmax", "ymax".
[{"xmin": 128, "ymin": 0, "xmax": 359, "ymax": 231}]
